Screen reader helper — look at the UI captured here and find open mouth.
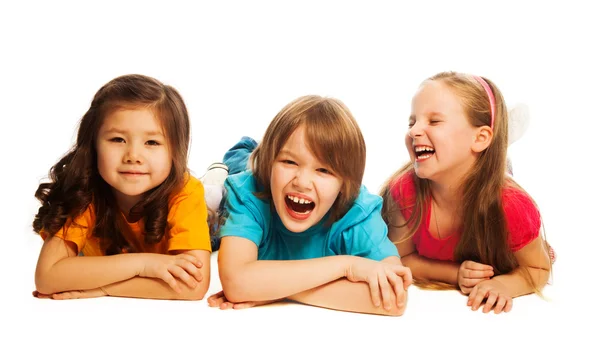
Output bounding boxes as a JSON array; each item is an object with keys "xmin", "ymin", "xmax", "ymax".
[
  {"xmin": 414, "ymin": 145, "xmax": 435, "ymax": 161},
  {"xmin": 285, "ymin": 195, "xmax": 315, "ymax": 215}
]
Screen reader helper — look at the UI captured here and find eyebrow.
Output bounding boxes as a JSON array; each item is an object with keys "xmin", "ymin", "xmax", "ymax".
[
  {"xmin": 278, "ymin": 149, "xmax": 297, "ymax": 158},
  {"xmin": 428, "ymin": 111, "xmax": 446, "ymax": 118},
  {"xmin": 103, "ymin": 128, "xmax": 164, "ymax": 137},
  {"xmin": 409, "ymin": 111, "xmax": 446, "ymax": 121}
]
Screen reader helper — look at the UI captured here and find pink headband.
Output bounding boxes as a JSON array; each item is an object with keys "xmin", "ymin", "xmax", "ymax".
[{"xmin": 472, "ymin": 75, "xmax": 496, "ymax": 129}]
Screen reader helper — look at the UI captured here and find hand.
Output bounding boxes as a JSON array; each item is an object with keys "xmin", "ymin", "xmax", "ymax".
[
  {"xmin": 207, "ymin": 290, "xmax": 280, "ymax": 310},
  {"xmin": 32, "ymin": 287, "xmax": 108, "ymax": 300},
  {"xmin": 457, "ymin": 260, "xmax": 494, "ymax": 294},
  {"xmin": 138, "ymin": 253, "xmax": 203, "ymax": 293},
  {"xmin": 467, "ymin": 279, "xmax": 513, "ymax": 313},
  {"xmin": 345, "ymin": 258, "xmax": 412, "ymax": 311}
]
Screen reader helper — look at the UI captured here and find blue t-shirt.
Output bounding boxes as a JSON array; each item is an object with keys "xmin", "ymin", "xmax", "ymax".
[{"xmin": 219, "ymin": 171, "xmax": 399, "ymax": 261}]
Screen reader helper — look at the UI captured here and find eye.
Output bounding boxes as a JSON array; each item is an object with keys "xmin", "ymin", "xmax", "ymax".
[
  {"xmin": 430, "ymin": 120, "xmax": 441, "ymax": 125},
  {"xmin": 109, "ymin": 137, "xmax": 125, "ymax": 143},
  {"xmin": 146, "ymin": 140, "xmax": 161, "ymax": 146},
  {"xmin": 281, "ymin": 159, "xmax": 297, "ymax": 165},
  {"xmin": 317, "ymin": 168, "xmax": 333, "ymax": 175}
]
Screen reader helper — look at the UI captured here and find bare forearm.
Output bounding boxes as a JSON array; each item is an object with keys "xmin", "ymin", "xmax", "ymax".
[
  {"xmin": 289, "ymin": 278, "xmax": 406, "ymax": 316},
  {"xmin": 36, "ymin": 254, "xmax": 145, "ymax": 294},
  {"xmin": 103, "ymin": 276, "xmax": 209, "ymax": 301},
  {"xmin": 402, "ymin": 253, "xmax": 459, "ymax": 285},
  {"xmin": 221, "ymin": 256, "xmax": 353, "ymax": 302},
  {"xmin": 493, "ymin": 266, "xmax": 550, "ymax": 298}
]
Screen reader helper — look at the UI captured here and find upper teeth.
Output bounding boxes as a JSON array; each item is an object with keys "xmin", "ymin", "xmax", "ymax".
[
  {"xmin": 288, "ymin": 195, "xmax": 312, "ymax": 204},
  {"xmin": 415, "ymin": 146, "xmax": 434, "ymax": 152}
]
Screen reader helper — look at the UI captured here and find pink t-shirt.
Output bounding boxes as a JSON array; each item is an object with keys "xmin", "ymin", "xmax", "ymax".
[{"xmin": 390, "ymin": 172, "xmax": 541, "ymax": 262}]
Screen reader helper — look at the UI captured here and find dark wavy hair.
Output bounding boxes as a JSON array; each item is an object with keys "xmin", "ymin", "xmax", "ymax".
[{"xmin": 33, "ymin": 74, "xmax": 191, "ymax": 255}]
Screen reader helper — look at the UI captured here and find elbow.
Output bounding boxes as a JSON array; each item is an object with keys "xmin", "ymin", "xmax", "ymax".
[
  {"xmin": 178, "ymin": 272, "xmax": 211, "ymax": 301},
  {"xmin": 184, "ymin": 281, "xmax": 210, "ymax": 301},
  {"xmin": 220, "ymin": 274, "xmax": 251, "ymax": 303},
  {"xmin": 35, "ymin": 271, "xmax": 61, "ymax": 295}
]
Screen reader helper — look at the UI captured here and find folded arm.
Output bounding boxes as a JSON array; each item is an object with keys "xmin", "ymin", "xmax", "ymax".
[
  {"xmin": 289, "ymin": 256, "xmax": 407, "ymax": 316},
  {"xmin": 218, "ymin": 236, "xmax": 352, "ymax": 302},
  {"xmin": 35, "ymin": 236, "xmax": 209, "ymax": 300},
  {"xmin": 491, "ymin": 235, "xmax": 551, "ymax": 297}
]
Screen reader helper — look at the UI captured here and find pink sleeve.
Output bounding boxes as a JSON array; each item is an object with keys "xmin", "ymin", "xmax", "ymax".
[
  {"xmin": 502, "ymin": 187, "xmax": 541, "ymax": 252},
  {"xmin": 390, "ymin": 172, "xmax": 417, "ymax": 222}
]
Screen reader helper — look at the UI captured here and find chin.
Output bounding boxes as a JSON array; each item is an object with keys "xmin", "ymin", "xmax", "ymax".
[{"xmin": 281, "ymin": 219, "xmax": 313, "ymax": 233}]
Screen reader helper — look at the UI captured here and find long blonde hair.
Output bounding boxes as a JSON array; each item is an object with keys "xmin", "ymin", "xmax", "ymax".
[{"xmin": 381, "ymin": 72, "xmax": 550, "ymax": 292}]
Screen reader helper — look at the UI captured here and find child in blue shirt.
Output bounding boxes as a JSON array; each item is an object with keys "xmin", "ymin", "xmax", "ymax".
[{"xmin": 207, "ymin": 95, "xmax": 411, "ymax": 316}]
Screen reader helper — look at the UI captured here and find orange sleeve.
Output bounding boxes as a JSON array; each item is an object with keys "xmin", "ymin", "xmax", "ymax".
[
  {"xmin": 40, "ymin": 206, "xmax": 94, "ymax": 255},
  {"xmin": 166, "ymin": 176, "xmax": 212, "ymax": 252}
]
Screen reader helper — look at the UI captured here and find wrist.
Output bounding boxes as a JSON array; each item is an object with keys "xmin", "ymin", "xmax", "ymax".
[
  {"xmin": 340, "ymin": 255, "xmax": 356, "ymax": 279},
  {"xmin": 134, "ymin": 253, "xmax": 151, "ymax": 277},
  {"xmin": 453, "ymin": 263, "xmax": 461, "ymax": 285}
]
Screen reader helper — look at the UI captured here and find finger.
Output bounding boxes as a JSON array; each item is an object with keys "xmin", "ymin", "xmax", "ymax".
[
  {"xmin": 207, "ymin": 295, "xmax": 226, "ymax": 307},
  {"xmin": 378, "ymin": 272, "xmax": 393, "ymax": 311},
  {"xmin": 467, "ymin": 286, "xmax": 476, "ymax": 306},
  {"xmin": 483, "ymin": 292, "xmax": 498, "ymax": 313},
  {"xmin": 178, "ymin": 254, "xmax": 203, "ymax": 268},
  {"xmin": 367, "ymin": 277, "xmax": 381, "ymax": 308},
  {"xmin": 168, "ymin": 265, "xmax": 198, "ymax": 289},
  {"xmin": 177, "ymin": 259, "xmax": 203, "ymax": 282},
  {"xmin": 159, "ymin": 270, "xmax": 181, "ymax": 293},
  {"xmin": 494, "ymin": 296, "xmax": 507, "ymax": 314},
  {"xmin": 399, "ymin": 266, "xmax": 413, "ymax": 290},
  {"xmin": 387, "ymin": 271, "xmax": 405, "ymax": 308},
  {"xmin": 505, "ymin": 298, "xmax": 513, "ymax": 313},
  {"xmin": 464, "ymin": 269, "xmax": 494, "ymax": 278},
  {"xmin": 460, "ymin": 286, "xmax": 472, "ymax": 295},
  {"xmin": 52, "ymin": 291, "xmax": 78, "ymax": 300},
  {"xmin": 461, "ymin": 277, "xmax": 490, "ymax": 287},
  {"xmin": 470, "ymin": 288, "xmax": 488, "ymax": 311},
  {"xmin": 220, "ymin": 302, "xmax": 234, "ymax": 310},
  {"xmin": 465, "ymin": 261, "xmax": 494, "ymax": 271},
  {"xmin": 32, "ymin": 290, "xmax": 51, "ymax": 299},
  {"xmin": 232, "ymin": 302, "xmax": 257, "ymax": 309},
  {"xmin": 207, "ymin": 291, "xmax": 225, "ymax": 303}
]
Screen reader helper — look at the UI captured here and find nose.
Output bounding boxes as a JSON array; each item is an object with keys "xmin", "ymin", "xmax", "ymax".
[
  {"xmin": 292, "ymin": 168, "xmax": 312, "ymax": 191},
  {"xmin": 408, "ymin": 120, "xmax": 425, "ymax": 139},
  {"xmin": 123, "ymin": 143, "xmax": 142, "ymax": 164}
]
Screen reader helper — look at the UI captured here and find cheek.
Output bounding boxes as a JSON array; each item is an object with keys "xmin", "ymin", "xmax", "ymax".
[
  {"xmin": 270, "ymin": 166, "xmax": 289, "ymax": 189},
  {"xmin": 405, "ymin": 133, "xmax": 412, "ymax": 153},
  {"xmin": 319, "ymin": 178, "xmax": 343, "ymax": 205},
  {"xmin": 96, "ymin": 146, "xmax": 113, "ymax": 170},
  {"xmin": 153, "ymin": 150, "xmax": 173, "ymax": 173}
]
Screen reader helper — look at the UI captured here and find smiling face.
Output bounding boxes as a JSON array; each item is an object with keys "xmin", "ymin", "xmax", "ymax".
[
  {"xmin": 270, "ymin": 125, "xmax": 343, "ymax": 233},
  {"xmin": 96, "ymin": 107, "xmax": 172, "ymax": 212},
  {"xmin": 405, "ymin": 80, "xmax": 481, "ymax": 184}
]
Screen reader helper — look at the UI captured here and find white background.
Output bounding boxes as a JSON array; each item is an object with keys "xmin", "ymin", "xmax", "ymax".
[{"xmin": 1, "ymin": 0, "xmax": 597, "ymax": 360}]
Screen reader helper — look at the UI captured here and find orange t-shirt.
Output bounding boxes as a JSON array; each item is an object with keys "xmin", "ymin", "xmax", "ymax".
[{"xmin": 40, "ymin": 175, "xmax": 212, "ymax": 256}]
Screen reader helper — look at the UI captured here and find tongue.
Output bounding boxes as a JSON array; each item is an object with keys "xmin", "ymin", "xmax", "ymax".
[{"xmin": 287, "ymin": 199, "xmax": 314, "ymax": 213}]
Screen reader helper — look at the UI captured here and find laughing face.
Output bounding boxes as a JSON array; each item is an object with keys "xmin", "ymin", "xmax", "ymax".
[
  {"xmin": 270, "ymin": 125, "xmax": 343, "ymax": 233},
  {"xmin": 405, "ymin": 80, "xmax": 481, "ymax": 184}
]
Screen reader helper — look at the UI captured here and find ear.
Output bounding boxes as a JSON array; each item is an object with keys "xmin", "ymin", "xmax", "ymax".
[{"xmin": 471, "ymin": 126, "xmax": 493, "ymax": 153}]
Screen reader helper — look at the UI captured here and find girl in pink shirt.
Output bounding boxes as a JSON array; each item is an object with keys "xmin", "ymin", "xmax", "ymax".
[{"xmin": 380, "ymin": 71, "xmax": 555, "ymax": 314}]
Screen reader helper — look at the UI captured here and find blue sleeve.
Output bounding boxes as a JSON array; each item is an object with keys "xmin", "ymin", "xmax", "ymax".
[
  {"xmin": 218, "ymin": 177, "xmax": 264, "ymax": 247},
  {"xmin": 341, "ymin": 212, "xmax": 400, "ymax": 261}
]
